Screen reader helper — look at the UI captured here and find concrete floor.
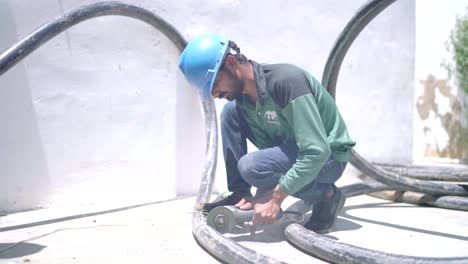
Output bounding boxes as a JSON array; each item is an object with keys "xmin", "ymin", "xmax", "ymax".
[{"xmin": 1, "ymin": 170, "xmax": 468, "ymax": 263}]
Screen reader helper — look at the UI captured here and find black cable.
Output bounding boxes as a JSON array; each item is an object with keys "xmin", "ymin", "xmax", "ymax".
[
  {"xmin": 320, "ymin": 0, "xmax": 468, "ymax": 196},
  {"xmin": 373, "ymin": 162, "xmax": 468, "ymax": 182},
  {"xmin": 0, "ymin": 2, "xmax": 282, "ymax": 263}
]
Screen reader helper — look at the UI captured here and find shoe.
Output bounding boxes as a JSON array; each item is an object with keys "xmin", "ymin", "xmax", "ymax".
[
  {"xmin": 304, "ymin": 185, "xmax": 345, "ymax": 234},
  {"xmin": 199, "ymin": 192, "xmax": 251, "ymax": 213}
]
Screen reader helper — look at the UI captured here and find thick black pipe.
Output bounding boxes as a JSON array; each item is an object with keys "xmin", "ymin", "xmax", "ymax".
[
  {"xmin": 0, "ymin": 2, "xmax": 284, "ymax": 263},
  {"xmin": 369, "ymin": 190, "xmax": 468, "ymax": 211},
  {"xmin": 286, "ymin": 0, "xmax": 468, "ymax": 262},
  {"xmin": 192, "ymin": 213, "xmax": 286, "ymax": 264},
  {"xmin": 342, "ymin": 181, "xmax": 468, "ymax": 212},
  {"xmin": 373, "ymin": 163, "xmax": 468, "ymax": 182},
  {"xmin": 285, "ymin": 181, "xmax": 468, "ymax": 263},
  {"xmin": 192, "ymin": 97, "xmax": 284, "ymax": 263},
  {"xmin": 285, "ymin": 224, "xmax": 468, "ymax": 264},
  {"xmin": 321, "ymin": 0, "xmax": 397, "ymax": 99},
  {"xmin": 320, "ymin": 0, "xmax": 468, "ymax": 197},
  {"xmin": 352, "ymin": 150, "xmax": 468, "ymax": 196},
  {"xmin": 3, "ymin": 1, "xmax": 465, "ymax": 263},
  {"xmin": 0, "ymin": 1, "xmax": 186, "ymax": 76},
  {"xmin": 340, "ymin": 180, "xmax": 392, "ymax": 198}
]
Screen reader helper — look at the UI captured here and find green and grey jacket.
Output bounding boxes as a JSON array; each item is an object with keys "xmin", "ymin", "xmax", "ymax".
[{"xmin": 236, "ymin": 60, "xmax": 356, "ymax": 195}]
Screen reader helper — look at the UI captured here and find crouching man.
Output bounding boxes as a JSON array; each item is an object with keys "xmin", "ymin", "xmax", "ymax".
[{"xmin": 178, "ymin": 34, "xmax": 355, "ymax": 233}]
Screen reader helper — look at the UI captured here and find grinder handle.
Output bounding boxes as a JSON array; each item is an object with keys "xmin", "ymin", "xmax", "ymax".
[{"xmin": 226, "ymin": 206, "xmax": 283, "ymax": 226}]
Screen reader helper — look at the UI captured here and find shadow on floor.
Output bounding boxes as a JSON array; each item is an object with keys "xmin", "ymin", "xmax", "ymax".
[
  {"xmin": 228, "ymin": 222, "xmax": 286, "ymax": 243},
  {"xmin": 228, "ymin": 215, "xmax": 361, "ymax": 243},
  {"xmin": 0, "ymin": 197, "xmax": 187, "ymax": 233},
  {"xmin": 341, "ymin": 202, "xmax": 468, "ymax": 242},
  {"xmin": 333, "ymin": 217, "xmax": 362, "ymax": 233},
  {"xmin": 0, "ymin": 242, "xmax": 46, "ymax": 259}
]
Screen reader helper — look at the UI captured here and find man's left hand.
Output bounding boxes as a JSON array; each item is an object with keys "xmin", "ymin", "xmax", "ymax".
[
  {"xmin": 245, "ymin": 199, "xmax": 281, "ymax": 226},
  {"xmin": 242, "ymin": 185, "xmax": 288, "ymax": 227}
]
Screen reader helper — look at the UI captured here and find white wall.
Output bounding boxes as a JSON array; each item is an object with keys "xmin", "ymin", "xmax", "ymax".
[
  {"xmin": 203, "ymin": 0, "xmax": 416, "ymax": 190},
  {"xmin": 335, "ymin": 0, "xmax": 416, "ymax": 163},
  {"xmin": 1, "ymin": 0, "xmax": 185, "ymax": 212},
  {"xmin": 0, "ymin": 1, "xmax": 50, "ymax": 213},
  {"xmin": 1, "ymin": 0, "xmax": 417, "ymax": 213}
]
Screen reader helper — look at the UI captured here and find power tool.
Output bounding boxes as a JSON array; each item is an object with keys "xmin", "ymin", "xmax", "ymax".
[{"xmin": 206, "ymin": 205, "xmax": 286, "ymax": 234}]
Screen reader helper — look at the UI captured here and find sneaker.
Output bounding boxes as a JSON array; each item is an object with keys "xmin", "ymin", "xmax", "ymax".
[
  {"xmin": 304, "ymin": 185, "xmax": 345, "ymax": 234},
  {"xmin": 199, "ymin": 192, "xmax": 251, "ymax": 213}
]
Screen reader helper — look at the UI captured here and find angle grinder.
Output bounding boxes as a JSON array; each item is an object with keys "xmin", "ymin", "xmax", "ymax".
[{"xmin": 206, "ymin": 205, "xmax": 285, "ymax": 233}]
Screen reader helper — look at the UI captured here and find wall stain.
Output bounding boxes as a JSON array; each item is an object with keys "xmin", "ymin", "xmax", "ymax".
[{"xmin": 416, "ymin": 74, "xmax": 468, "ymax": 161}]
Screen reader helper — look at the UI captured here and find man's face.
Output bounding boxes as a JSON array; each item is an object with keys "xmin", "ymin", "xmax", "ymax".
[{"xmin": 211, "ymin": 65, "xmax": 243, "ymax": 101}]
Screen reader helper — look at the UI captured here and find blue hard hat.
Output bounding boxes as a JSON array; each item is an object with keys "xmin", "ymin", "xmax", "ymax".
[{"xmin": 178, "ymin": 34, "xmax": 230, "ymax": 100}]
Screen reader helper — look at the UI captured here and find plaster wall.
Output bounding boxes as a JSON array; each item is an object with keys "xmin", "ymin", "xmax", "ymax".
[
  {"xmin": 413, "ymin": 0, "xmax": 468, "ymax": 163},
  {"xmin": 1, "ymin": 0, "xmax": 418, "ymax": 212}
]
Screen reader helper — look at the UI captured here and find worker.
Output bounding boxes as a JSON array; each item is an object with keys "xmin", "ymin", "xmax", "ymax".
[{"xmin": 178, "ymin": 34, "xmax": 355, "ymax": 234}]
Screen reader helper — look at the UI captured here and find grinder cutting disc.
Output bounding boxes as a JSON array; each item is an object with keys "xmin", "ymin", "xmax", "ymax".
[{"xmin": 206, "ymin": 206, "xmax": 237, "ymax": 233}]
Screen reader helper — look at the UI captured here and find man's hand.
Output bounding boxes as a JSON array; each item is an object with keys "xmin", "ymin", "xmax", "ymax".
[
  {"xmin": 249, "ymin": 199, "xmax": 282, "ymax": 226},
  {"xmin": 238, "ymin": 185, "xmax": 288, "ymax": 227},
  {"xmin": 235, "ymin": 197, "xmax": 254, "ymax": 210}
]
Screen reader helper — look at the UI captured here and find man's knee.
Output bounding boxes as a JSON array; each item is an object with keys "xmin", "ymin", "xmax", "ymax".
[
  {"xmin": 237, "ymin": 153, "xmax": 258, "ymax": 185},
  {"xmin": 238, "ymin": 153, "xmax": 282, "ymax": 190}
]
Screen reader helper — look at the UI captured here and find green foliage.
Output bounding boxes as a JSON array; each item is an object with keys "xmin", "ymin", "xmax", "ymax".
[{"xmin": 443, "ymin": 7, "xmax": 468, "ymax": 93}]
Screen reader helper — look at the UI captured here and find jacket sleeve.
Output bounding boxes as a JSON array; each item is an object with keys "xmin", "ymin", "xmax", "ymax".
[{"xmin": 278, "ymin": 94, "xmax": 331, "ymax": 195}]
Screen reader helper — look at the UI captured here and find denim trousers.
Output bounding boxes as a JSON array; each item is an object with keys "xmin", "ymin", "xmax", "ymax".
[{"xmin": 221, "ymin": 101, "xmax": 347, "ymax": 204}]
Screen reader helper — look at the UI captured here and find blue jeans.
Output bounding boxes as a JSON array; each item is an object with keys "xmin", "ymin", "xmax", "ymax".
[{"xmin": 221, "ymin": 101, "xmax": 347, "ymax": 204}]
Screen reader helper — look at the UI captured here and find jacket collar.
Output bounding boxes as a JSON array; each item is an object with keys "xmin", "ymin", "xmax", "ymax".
[{"xmin": 250, "ymin": 60, "xmax": 268, "ymax": 104}]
